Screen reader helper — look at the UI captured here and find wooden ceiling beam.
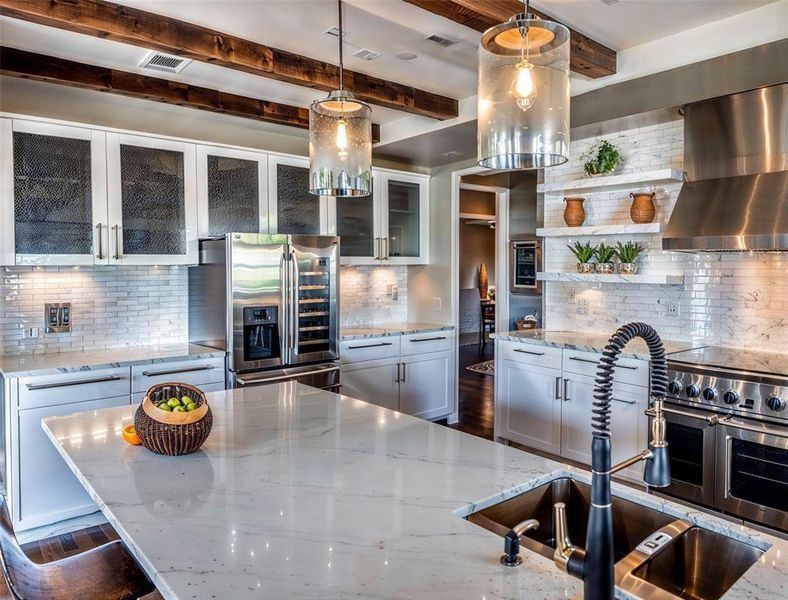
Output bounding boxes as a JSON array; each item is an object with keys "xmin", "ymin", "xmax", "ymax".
[
  {"xmin": 0, "ymin": 47, "xmax": 382, "ymax": 142},
  {"xmin": 403, "ymin": 0, "xmax": 617, "ymax": 78},
  {"xmin": 0, "ymin": 0, "xmax": 458, "ymax": 120}
]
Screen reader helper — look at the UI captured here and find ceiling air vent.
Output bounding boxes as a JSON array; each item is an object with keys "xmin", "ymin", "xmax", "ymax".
[
  {"xmin": 138, "ymin": 51, "xmax": 192, "ymax": 74},
  {"xmin": 425, "ymin": 34, "xmax": 457, "ymax": 47},
  {"xmin": 353, "ymin": 48, "xmax": 382, "ymax": 61}
]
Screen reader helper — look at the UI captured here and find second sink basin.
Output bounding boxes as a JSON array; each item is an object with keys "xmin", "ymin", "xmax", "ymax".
[{"xmin": 467, "ymin": 477, "xmax": 675, "ymax": 561}]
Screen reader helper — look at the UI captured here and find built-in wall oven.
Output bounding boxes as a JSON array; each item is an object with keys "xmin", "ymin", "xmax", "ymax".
[
  {"xmin": 649, "ymin": 346, "xmax": 788, "ymax": 532},
  {"xmin": 510, "ymin": 240, "xmax": 540, "ymax": 293}
]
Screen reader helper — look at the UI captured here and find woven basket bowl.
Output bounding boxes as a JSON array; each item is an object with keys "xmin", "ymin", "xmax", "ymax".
[{"xmin": 134, "ymin": 382, "xmax": 213, "ymax": 456}]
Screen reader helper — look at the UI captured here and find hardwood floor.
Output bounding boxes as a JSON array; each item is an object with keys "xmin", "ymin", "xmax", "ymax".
[
  {"xmin": 448, "ymin": 342, "xmax": 495, "ymax": 440},
  {"xmin": 0, "ymin": 523, "xmax": 163, "ymax": 600}
]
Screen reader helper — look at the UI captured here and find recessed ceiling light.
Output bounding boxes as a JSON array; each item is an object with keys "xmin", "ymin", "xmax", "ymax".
[{"xmin": 395, "ymin": 51, "xmax": 418, "ymax": 61}]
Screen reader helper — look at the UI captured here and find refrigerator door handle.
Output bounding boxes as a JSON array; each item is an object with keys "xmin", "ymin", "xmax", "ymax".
[
  {"xmin": 289, "ymin": 250, "xmax": 298, "ymax": 354},
  {"xmin": 280, "ymin": 250, "xmax": 290, "ymax": 364}
]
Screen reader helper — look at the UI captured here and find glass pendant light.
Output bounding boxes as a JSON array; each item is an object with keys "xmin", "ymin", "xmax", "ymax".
[
  {"xmin": 309, "ymin": 0, "xmax": 372, "ymax": 196},
  {"xmin": 477, "ymin": 0, "xmax": 570, "ymax": 170}
]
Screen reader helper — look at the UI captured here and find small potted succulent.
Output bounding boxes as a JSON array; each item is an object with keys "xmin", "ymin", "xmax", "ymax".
[
  {"xmin": 594, "ymin": 243, "xmax": 617, "ymax": 274},
  {"xmin": 581, "ymin": 139, "xmax": 621, "ymax": 177},
  {"xmin": 616, "ymin": 241, "xmax": 645, "ymax": 274},
  {"xmin": 568, "ymin": 241, "xmax": 595, "ymax": 274}
]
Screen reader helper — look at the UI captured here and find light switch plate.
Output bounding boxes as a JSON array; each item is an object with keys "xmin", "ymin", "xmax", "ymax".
[
  {"xmin": 45, "ymin": 302, "xmax": 72, "ymax": 334},
  {"xmin": 432, "ymin": 297, "xmax": 442, "ymax": 311}
]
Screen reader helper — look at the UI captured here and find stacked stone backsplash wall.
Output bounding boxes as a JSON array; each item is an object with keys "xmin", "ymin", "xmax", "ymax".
[
  {"xmin": 543, "ymin": 120, "xmax": 787, "ymax": 350},
  {"xmin": 339, "ymin": 265, "xmax": 408, "ymax": 326}
]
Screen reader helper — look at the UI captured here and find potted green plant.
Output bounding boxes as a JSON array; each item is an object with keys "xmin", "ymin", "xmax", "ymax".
[
  {"xmin": 594, "ymin": 243, "xmax": 617, "ymax": 274},
  {"xmin": 581, "ymin": 139, "xmax": 621, "ymax": 177},
  {"xmin": 616, "ymin": 241, "xmax": 645, "ymax": 275},
  {"xmin": 567, "ymin": 241, "xmax": 596, "ymax": 274}
]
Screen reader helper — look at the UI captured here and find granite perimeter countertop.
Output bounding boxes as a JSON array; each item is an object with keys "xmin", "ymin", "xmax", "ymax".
[
  {"xmin": 340, "ymin": 322, "xmax": 454, "ymax": 341},
  {"xmin": 43, "ymin": 382, "xmax": 786, "ymax": 600},
  {"xmin": 0, "ymin": 344, "xmax": 225, "ymax": 378},
  {"xmin": 492, "ymin": 329, "xmax": 706, "ymax": 361}
]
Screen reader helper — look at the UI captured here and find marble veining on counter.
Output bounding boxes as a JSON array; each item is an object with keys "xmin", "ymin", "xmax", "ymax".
[
  {"xmin": 340, "ymin": 321, "xmax": 454, "ymax": 341},
  {"xmin": 43, "ymin": 383, "xmax": 785, "ymax": 600},
  {"xmin": 0, "ymin": 344, "xmax": 225, "ymax": 378},
  {"xmin": 492, "ymin": 329, "xmax": 706, "ymax": 361}
]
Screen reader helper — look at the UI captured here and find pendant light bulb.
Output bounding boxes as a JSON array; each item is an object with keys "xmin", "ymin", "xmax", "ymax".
[
  {"xmin": 336, "ymin": 117, "xmax": 349, "ymax": 158},
  {"xmin": 514, "ymin": 59, "xmax": 536, "ymax": 111}
]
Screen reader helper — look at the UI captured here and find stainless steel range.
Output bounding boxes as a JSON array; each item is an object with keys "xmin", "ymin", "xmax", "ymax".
[{"xmin": 649, "ymin": 346, "xmax": 788, "ymax": 532}]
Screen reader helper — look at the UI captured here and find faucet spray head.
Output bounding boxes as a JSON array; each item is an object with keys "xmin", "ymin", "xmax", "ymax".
[{"xmin": 644, "ymin": 397, "xmax": 671, "ymax": 488}]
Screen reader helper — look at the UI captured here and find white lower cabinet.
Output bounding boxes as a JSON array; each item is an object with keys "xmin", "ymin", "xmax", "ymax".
[
  {"xmin": 497, "ymin": 359, "xmax": 562, "ymax": 454},
  {"xmin": 399, "ymin": 351, "xmax": 452, "ymax": 420},
  {"xmin": 340, "ymin": 358, "xmax": 400, "ymax": 411},
  {"xmin": 17, "ymin": 395, "xmax": 130, "ymax": 530}
]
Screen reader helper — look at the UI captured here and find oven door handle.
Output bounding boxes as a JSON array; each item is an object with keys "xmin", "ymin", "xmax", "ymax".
[
  {"xmin": 719, "ymin": 416, "xmax": 788, "ymax": 439},
  {"xmin": 646, "ymin": 405, "xmax": 726, "ymax": 426}
]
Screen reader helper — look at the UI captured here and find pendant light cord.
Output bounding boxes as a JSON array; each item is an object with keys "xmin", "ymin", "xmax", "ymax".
[{"xmin": 337, "ymin": 0, "xmax": 344, "ymax": 92}]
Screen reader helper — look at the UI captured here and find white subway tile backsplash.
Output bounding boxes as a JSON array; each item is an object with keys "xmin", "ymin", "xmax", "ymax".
[{"xmin": 339, "ymin": 265, "xmax": 407, "ymax": 326}]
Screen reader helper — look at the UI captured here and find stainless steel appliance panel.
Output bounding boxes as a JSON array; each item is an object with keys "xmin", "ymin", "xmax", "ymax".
[
  {"xmin": 189, "ymin": 239, "xmax": 230, "ymax": 351},
  {"xmin": 229, "ymin": 233, "xmax": 289, "ymax": 372},
  {"xmin": 234, "ymin": 362, "xmax": 340, "ymax": 391}
]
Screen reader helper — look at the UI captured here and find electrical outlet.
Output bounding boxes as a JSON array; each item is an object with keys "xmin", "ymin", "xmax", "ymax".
[
  {"xmin": 569, "ymin": 290, "xmax": 577, "ymax": 303},
  {"xmin": 665, "ymin": 302, "xmax": 680, "ymax": 318},
  {"xmin": 576, "ymin": 298, "xmax": 589, "ymax": 315},
  {"xmin": 23, "ymin": 327, "xmax": 39, "ymax": 339},
  {"xmin": 432, "ymin": 297, "xmax": 442, "ymax": 312},
  {"xmin": 387, "ymin": 285, "xmax": 399, "ymax": 301}
]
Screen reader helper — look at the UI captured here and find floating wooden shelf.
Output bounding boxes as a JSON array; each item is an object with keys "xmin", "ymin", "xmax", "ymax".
[
  {"xmin": 537, "ymin": 272, "xmax": 684, "ymax": 285},
  {"xmin": 536, "ymin": 223, "xmax": 662, "ymax": 237},
  {"xmin": 537, "ymin": 169, "xmax": 685, "ymax": 195}
]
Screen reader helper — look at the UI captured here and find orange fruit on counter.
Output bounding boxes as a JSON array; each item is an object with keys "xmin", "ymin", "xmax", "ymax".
[{"xmin": 122, "ymin": 424, "xmax": 141, "ymax": 446}]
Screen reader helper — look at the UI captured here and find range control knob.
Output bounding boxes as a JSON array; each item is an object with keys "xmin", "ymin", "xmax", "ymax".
[
  {"xmin": 723, "ymin": 390, "xmax": 740, "ymax": 405},
  {"xmin": 686, "ymin": 384, "xmax": 700, "ymax": 399},
  {"xmin": 668, "ymin": 380, "xmax": 683, "ymax": 395},
  {"xmin": 766, "ymin": 395, "xmax": 786, "ymax": 412},
  {"xmin": 702, "ymin": 387, "xmax": 718, "ymax": 401}
]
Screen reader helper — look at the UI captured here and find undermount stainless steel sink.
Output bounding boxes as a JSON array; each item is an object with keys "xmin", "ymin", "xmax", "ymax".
[
  {"xmin": 628, "ymin": 527, "xmax": 763, "ymax": 600},
  {"xmin": 468, "ymin": 478, "xmax": 765, "ymax": 599},
  {"xmin": 467, "ymin": 478, "xmax": 675, "ymax": 561}
]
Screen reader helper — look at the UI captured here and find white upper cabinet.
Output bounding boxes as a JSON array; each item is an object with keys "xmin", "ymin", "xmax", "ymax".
[
  {"xmin": 1, "ymin": 119, "xmax": 108, "ymax": 266},
  {"xmin": 268, "ymin": 154, "xmax": 331, "ymax": 235},
  {"xmin": 106, "ymin": 132, "xmax": 198, "ymax": 265},
  {"xmin": 196, "ymin": 145, "xmax": 268, "ymax": 237}
]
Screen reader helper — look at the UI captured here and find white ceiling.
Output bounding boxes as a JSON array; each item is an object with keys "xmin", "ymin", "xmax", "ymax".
[{"xmin": 0, "ymin": 0, "xmax": 778, "ymax": 127}]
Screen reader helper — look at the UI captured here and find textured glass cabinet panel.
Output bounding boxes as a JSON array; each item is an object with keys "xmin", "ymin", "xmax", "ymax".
[
  {"xmin": 207, "ymin": 154, "xmax": 259, "ymax": 236},
  {"xmin": 13, "ymin": 132, "xmax": 93, "ymax": 255},
  {"xmin": 276, "ymin": 164, "xmax": 320, "ymax": 234},
  {"xmin": 387, "ymin": 180, "xmax": 420, "ymax": 257},
  {"xmin": 336, "ymin": 193, "xmax": 374, "ymax": 257},
  {"xmin": 119, "ymin": 144, "xmax": 186, "ymax": 255}
]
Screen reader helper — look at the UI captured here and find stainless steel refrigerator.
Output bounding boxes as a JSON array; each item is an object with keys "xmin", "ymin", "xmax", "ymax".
[{"xmin": 188, "ymin": 233, "xmax": 340, "ymax": 390}]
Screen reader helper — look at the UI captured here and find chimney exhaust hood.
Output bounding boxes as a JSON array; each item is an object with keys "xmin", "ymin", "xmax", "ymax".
[{"xmin": 662, "ymin": 83, "xmax": 787, "ymax": 252}]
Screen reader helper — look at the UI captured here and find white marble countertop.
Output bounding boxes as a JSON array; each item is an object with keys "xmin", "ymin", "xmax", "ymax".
[
  {"xmin": 492, "ymin": 329, "xmax": 706, "ymax": 361},
  {"xmin": 42, "ymin": 383, "xmax": 785, "ymax": 599},
  {"xmin": 0, "ymin": 344, "xmax": 225, "ymax": 378},
  {"xmin": 340, "ymin": 321, "xmax": 454, "ymax": 341}
]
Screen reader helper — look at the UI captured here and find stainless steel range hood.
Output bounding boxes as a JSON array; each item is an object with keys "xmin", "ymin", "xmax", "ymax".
[{"xmin": 663, "ymin": 83, "xmax": 787, "ymax": 252}]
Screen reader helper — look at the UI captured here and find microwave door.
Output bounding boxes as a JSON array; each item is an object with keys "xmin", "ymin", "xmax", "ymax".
[
  {"xmin": 287, "ymin": 236, "xmax": 339, "ymax": 366},
  {"xmin": 229, "ymin": 233, "xmax": 288, "ymax": 372}
]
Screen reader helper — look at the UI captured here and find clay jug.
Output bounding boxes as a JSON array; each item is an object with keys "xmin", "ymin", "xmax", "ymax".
[
  {"xmin": 563, "ymin": 197, "xmax": 586, "ymax": 227},
  {"xmin": 630, "ymin": 192, "xmax": 656, "ymax": 223},
  {"xmin": 478, "ymin": 263, "xmax": 488, "ymax": 300}
]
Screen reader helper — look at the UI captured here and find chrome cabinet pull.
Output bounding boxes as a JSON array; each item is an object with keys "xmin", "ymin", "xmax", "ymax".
[
  {"xmin": 612, "ymin": 397, "xmax": 636, "ymax": 405},
  {"xmin": 401, "ymin": 362, "xmax": 406, "ymax": 382},
  {"xmin": 374, "ymin": 238, "xmax": 381, "ymax": 260},
  {"xmin": 409, "ymin": 336, "xmax": 447, "ymax": 343},
  {"xmin": 563, "ymin": 378, "xmax": 570, "ymax": 401},
  {"xmin": 555, "ymin": 376, "xmax": 562, "ymax": 400},
  {"xmin": 382, "ymin": 237, "xmax": 389, "ymax": 260},
  {"xmin": 95, "ymin": 223, "xmax": 104, "ymax": 259},
  {"xmin": 395, "ymin": 362, "xmax": 400, "ymax": 383},
  {"xmin": 142, "ymin": 365, "xmax": 215, "ymax": 377},
  {"xmin": 569, "ymin": 356, "xmax": 638, "ymax": 370},
  {"xmin": 112, "ymin": 224, "xmax": 121, "ymax": 260},
  {"xmin": 514, "ymin": 348, "xmax": 545, "ymax": 356},
  {"xmin": 347, "ymin": 342, "xmax": 393, "ymax": 350},
  {"xmin": 26, "ymin": 375, "xmax": 122, "ymax": 391}
]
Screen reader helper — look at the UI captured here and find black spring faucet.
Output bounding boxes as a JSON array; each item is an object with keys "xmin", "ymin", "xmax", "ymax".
[{"xmin": 552, "ymin": 322, "xmax": 671, "ymax": 600}]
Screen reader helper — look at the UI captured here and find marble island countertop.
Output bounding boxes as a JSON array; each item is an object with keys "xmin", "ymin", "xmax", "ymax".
[
  {"xmin": 340, "ymin": 321, "xmax": 454, "ymax": 341},
  {"xmin": 492, "ymin": 329, "xmax": 706, "ymax": 361},
  {"xmin": 0, "ymin": 343, "xmax": 225, "ymax": 378},
  {"xmin": 42, "ymin": 383, "xmax": 785, "ymax": 599}
]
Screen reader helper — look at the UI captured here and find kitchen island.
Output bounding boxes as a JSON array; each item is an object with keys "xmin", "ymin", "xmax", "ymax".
[{"xmin": 42, "ymin": 383, "xmax": 786, "ymax": 599}]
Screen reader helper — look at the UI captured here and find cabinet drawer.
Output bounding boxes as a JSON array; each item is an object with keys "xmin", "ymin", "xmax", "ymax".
[
  {"xmin": 399, "ymin": 331, "xmax": 453, "ymax": 356},
  {"xmin": 500, "ymin": 341, "xmax": 562, "ymax": 369},
  {"xmin": 131, "ymin": 381, "xmax": 225, "ymax": 405},
  {"xmin": 340, "ymin": 337, "xmax": 400, "ymax": 364},
  {"xmin": 562, "ymin": 349, "xmax": 647, "ymax": 387},
  {"xmin": 131, "ymin": 357, "xmax": 225, "ymax": 393},
  {"xmin": 18, "ymin": 368, "xmax": 130, "ymax": 410}
]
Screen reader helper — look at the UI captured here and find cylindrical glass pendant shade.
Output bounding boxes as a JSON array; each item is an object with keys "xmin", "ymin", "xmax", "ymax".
[
  {"xmin": 478, "ymin": 14, "xmax": 570, "ymax": 170},
  {"xmin": 309, "ymin": 90, "xmax": 372, "ymax": 196}
]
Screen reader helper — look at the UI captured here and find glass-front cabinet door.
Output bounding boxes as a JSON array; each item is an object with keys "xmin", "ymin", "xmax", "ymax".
[
  {"xmin": 106, "ymin": 133, "xmax": 197, "ymax": 265},
  {"xmin": 1, "ymin": 119, "xmax": 108, "ymax": 266},
  {"xmin": 268, "ymin": 155, "xmax": 329, "ymax": 235},
  {"xmin": 335, "ymin": 186, "xmax": 379, "ymax": 264},
  {"xmin": 196, "ymin": 145, "xmax": 268, "ymax": 237},
  {"xmin": 377, "ymin": 169, "xmax": 429, "ymax": 265}
]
